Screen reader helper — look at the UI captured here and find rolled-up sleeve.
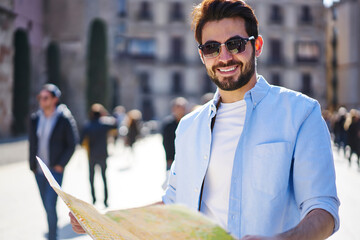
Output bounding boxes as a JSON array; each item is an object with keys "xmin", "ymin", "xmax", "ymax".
[{"xmin": 293, "ymin": 101, "xmax": 340, "ymax": 233}]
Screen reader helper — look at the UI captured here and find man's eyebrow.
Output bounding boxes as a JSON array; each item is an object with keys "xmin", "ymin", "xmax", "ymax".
[{"xmin": 203, "ymin": 35, "xmax": 244, "ymax": 44}]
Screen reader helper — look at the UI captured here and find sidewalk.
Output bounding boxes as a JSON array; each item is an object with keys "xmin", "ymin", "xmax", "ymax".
[{"xmin": 0, "ymin": 136, "xmax": 28, "ymax": 166}]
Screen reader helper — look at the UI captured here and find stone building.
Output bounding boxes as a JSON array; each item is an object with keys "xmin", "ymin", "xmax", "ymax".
[
  {"xmin": 326, "ymin": 0, "xmax": 360, "ymax": 110},
  {"xmin": 251, "ymin": 0, "xmax": 328, "ymax": 108},
  {"xmin": 113, "ymin": 0, "xmax": 212, "ymax": 121},
  {"xmin": 0, "ymin": 1, "xmax": 15, "ymax": 138}
]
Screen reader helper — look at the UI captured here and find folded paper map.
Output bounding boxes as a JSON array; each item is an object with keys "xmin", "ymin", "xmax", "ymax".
[{"xmin": 36, "ymin": 157, "xmax": 235, "ymax": 240}]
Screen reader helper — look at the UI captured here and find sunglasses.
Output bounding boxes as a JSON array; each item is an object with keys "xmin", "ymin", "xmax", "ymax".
[{"xmin": 199, "ymin": 36, "xmax": 255, "ymax": 58}]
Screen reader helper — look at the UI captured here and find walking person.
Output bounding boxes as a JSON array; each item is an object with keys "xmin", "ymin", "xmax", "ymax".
[
  {"xmin": 124, "ymin": 109, "xmax": 142, "ymax": 150},
  {"xmin": 70, "ymin": 1, "xmax": 339, "ymax": 239},
  {"xmin": 29, "ymin": 84, "xmax": 78, "ymax": 240},
  {"xmin": 80, "ymin": 103, "xmax": 117, "ymax": 208},
  {"xmin": 346, "ymin": 109, "xmax": 360, "ymax": 168},
  {"xmin": 162, "ymin": 97, "xmax": 188, "ymax": 170}
]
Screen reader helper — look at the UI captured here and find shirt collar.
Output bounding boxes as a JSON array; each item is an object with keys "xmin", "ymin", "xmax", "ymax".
[{"xmin": 246, "ymin": 75, "xmax": 270, "ymax": 108}]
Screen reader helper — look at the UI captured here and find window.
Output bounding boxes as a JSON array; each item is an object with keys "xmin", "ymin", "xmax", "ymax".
[
  {"xmin": 269, "ymin": 5, "xmax": 283, "ymax": 24},
  {"xmin": 170, "ymin": 37, "xmax": 183, "ymax": 62},
  {"xmin": 114, "ymin": 23, "xmax": 127, "ymax": 54},
  {"xmin": 139, "ymin": 72, "xmax": 151, "ymax": 94},
  {"xmin": 128, "ymin": 38, "xmax": 156, "ymax": 58},
  {"xmin": 268, "ymin": 39, "xmax": 283, "ymax": 65},
  {"xmin": 138, "ymin": 1, "xmax": 152, "ymax": 21},
  {"xmin": 172, "ymin": 72, "xmax": 183, "ymax": 94},
  {"xmin": 142, "ymin": 98, "xmax": 154, "ymax": 121},
  {"xmin": 169, "ymin": 2, "xmax": 184, "ymax": 22},
  {"xmin": 301, "ymin": 73, "xmax": 312, "ymax": 96},
  {"xmin": 299, "ymin": 5, "xmax": 312, "ymax": 24},
  {"xmin": 117, "ymin": 0, "xmax": 127, "ymax": 17},
  {"xmin": 271, "ymin": 72, "xmax": 282, "ymax": 86},
  {"xmin": 295, "ymin": 41, "xmax": 320, "ymax": 63}
]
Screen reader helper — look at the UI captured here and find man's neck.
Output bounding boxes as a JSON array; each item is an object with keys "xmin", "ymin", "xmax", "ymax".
[
  {"xmin": 219, "ymin": 75, "xmax": 257, "ymax": 103},
  {"xmin": 43, "ymin": 107, "xmax": 56, "ymax": 118}
]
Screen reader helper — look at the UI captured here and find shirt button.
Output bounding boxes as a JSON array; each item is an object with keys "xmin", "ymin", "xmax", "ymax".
[
  {"xmin": 204, "ymin": 155, "xmax": 208, "ymax": 159},
  {"xmin": 232, "ymin": 215, "xmax": 235, "ymax": 219},
  {"xmin": 195, "ymin": 187, "xmax": 199, "ymax": 192}
]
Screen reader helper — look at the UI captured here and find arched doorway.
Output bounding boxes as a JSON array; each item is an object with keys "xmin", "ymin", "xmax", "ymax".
[
  {"xmin": 12, "ymin": 29, "xmax": 30, "ymax": 135},
  {"xmin": 86, "ymin": 19, "xmax": 110, "ymax": 111}
]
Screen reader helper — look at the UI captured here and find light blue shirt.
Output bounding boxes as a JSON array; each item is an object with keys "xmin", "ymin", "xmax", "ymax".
[{"xmin": 162, "ymin": 75, "xmax": 340, "ymax": 238}]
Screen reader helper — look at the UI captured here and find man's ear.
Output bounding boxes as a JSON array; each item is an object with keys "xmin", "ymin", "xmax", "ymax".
[
  {"xmin": 198, "ymin": 49, "xmax": 205, "ymax": 64},
  {"xmin": 254, "ymin": 35, "xmax": 264, "ymax": 57}
]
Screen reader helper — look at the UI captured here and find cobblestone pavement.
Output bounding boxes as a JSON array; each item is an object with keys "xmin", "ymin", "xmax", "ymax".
[{"xmin": 0, "ymin": 136, "xmax": 359, "ymax": 239}]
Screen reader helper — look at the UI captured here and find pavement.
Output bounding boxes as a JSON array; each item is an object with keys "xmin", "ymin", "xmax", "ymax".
[{"xmin": 0, "ymin": 134, "xmax": 360, "ymax": 239}]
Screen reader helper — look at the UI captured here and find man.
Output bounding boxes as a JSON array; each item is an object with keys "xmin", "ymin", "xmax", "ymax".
[
  {"xmin": 162, "ymin": 97, "xmax": 188, "ymax": 170},
  {"xmin": 71, "ymin": 1, "xmax": 339, "ymax": 239},
  {"xmin": 80, "ymin": 103, "xmax": 117, "ymax": 207},
  {"xmin": 163, "ymin": 0, "xmax": 339, "ymax": 239},
  {"xmin": 29, "ymin": 84, "xmax": 78, "ymax": 240}
]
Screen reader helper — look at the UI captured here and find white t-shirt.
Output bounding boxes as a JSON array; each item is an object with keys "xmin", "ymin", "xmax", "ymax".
[{"xmin": 200, "ymin": 99, "xmax": 246, "ymax": 230}]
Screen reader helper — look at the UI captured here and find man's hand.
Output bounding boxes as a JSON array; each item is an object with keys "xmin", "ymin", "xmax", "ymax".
[
  {"xmin": 69, "ymin": 212, "xmax": 86, "ymax": 234},
  {"xmin": 53, "ymin": 165, "xmax": 64, "ymax": 173}
]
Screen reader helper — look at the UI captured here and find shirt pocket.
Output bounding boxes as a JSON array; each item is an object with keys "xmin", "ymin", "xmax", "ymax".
[{"xmin": 251, "ymin": 141, "xmax": 292, "ymax": 199}]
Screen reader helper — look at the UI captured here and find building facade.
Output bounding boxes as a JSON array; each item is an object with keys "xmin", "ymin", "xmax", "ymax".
[
  {"xmin": 326, "ymin": 0, "xmax": 360, "ymax": 110},
  {"xmin": 0, "ymin": 1, "xmax": 15, "ymax": 138},
  {"xmin": 251, "ymin": 0, "xmax": 328, "ymax": 108}
]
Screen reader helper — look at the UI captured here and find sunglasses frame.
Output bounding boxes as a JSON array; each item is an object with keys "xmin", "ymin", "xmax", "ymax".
[{"xmin": 199, "ymin": 36, "xmax": 255, "ymax": 58}]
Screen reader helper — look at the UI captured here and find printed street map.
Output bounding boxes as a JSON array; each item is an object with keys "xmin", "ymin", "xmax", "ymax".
[{"xmin": 36, "ymin": 157, "xmax": 235, "ymax": 240}]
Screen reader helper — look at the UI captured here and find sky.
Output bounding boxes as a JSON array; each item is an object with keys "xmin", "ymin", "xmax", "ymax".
[{"xmin": 323, "ymin": 0, "xmax": 340, "ymax": 7}]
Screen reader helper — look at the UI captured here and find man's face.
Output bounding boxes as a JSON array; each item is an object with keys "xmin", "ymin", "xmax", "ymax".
[
  {"xmin": 37, "ymin": 90, "xmax": 57, "ymax": 111},
  {"xmin": 200, "ymin": 17, "xmax": 256, "ymax": 91}
]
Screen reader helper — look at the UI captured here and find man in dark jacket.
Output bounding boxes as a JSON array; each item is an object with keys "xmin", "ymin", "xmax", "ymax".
[
  {"xmin": 162, "ymin": 97, "xmax": 188, "ymax": 170},
  {"xmin": 80, "ymin": 103, "xmax": 117, "ymax": 208},
  {"xmin": 29, "ymin": 84, "xmax": 78, "ymax": 240}
]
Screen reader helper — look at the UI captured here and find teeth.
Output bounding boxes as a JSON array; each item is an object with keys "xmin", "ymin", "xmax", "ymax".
[{"xmin": 219, "ymin": 66, "xmax": 236, "ymax": 72}]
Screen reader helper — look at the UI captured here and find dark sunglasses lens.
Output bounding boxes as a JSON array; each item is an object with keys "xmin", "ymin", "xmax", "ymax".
[
  {"xmin": 202, "ymin": 42, "xmax": 220, "ymax": 57},
  {"xmin": 226, "ymin": 39, "xmax": 245, "ymax": 54}
]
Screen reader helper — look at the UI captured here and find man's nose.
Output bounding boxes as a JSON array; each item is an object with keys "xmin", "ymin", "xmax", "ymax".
[{"xmin": 218, "ymin": 44, "xmax": 233, "ymax": 62}]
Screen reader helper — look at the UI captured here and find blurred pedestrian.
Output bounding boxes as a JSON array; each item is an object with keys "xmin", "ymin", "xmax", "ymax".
[
  {"xmin": 29, "ymin": 84, "xmax": 78, "ymax": 240},
  {"xmin": 111, "ymin": 105, "xmax": 126, "ymax": 145},
  {"xmin": 334, "ymin": 107, "xmax": 348, "ymax": 156},
  {"xmin": 162, "ymin": 97, "xmax": 188, "ymax": 170},
  {"xmin": 80, "ymin": 103, "xmax": 117, "ymax": 207},
  {"xmin": 124, "ymin": 109, "xmax": 142, "ymax": 150},
  {"xmin": 346, "ymin": 109, "xmax": 360, "ymax": 168}
]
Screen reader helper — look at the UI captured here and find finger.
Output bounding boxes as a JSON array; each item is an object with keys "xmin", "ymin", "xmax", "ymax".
[
  {"xmin": 69, "ymin": 212, "xmax": 86, "ymax": 234},
  {"xmin": 72, "ymin": 225, "xmax": 86, "ymax": 234}
]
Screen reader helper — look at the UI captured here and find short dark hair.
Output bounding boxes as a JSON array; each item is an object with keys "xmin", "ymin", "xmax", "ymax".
[{"xmin": 192, "ymin": 0, "xmax": 258, "ymax": 45}]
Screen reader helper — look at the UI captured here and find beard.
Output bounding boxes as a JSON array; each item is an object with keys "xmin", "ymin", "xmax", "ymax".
[{"xmin": 207, "ymin": 51, "xmax": 256, "ymax": 91}]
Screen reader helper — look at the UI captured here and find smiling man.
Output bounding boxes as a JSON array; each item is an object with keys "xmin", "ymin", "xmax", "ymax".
[
  {"xmin": 70, "ymin": 1, "xmax": 339, "ymax": 239},
  {"xmin": 162, "ymin": 0, "xmax": 340, "ymax": 239}
]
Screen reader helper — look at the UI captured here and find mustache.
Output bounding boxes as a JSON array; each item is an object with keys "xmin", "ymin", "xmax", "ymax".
[{"xmin": 212, "ymin": 60, "xmax": 243, "ymax": 70}]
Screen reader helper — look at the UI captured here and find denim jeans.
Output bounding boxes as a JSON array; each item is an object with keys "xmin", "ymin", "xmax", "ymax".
[{"xmin": 35, "ymin": 170, "xmax": 63, "ymax": 240}]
